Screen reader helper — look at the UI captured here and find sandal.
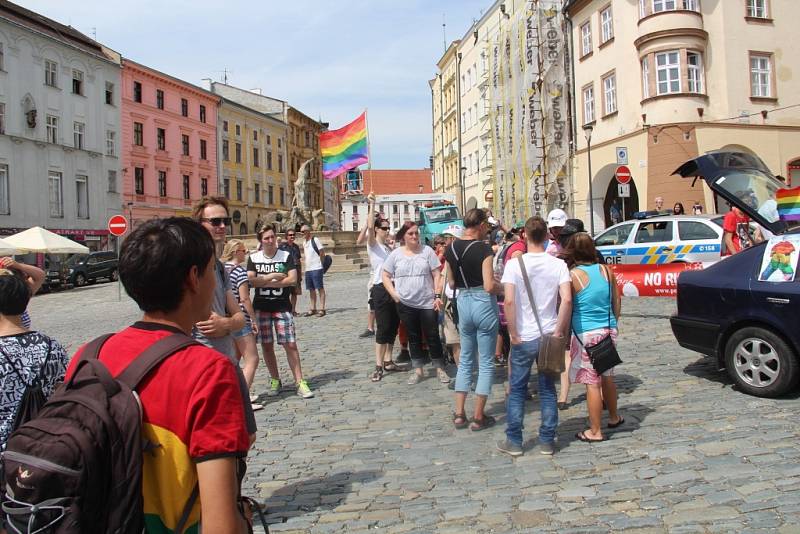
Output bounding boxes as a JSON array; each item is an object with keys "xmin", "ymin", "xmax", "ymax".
[
  {"xmin": 370, "ymin": 366, "xmax": 384, "ymax": 382},
  {"xmin": 607, "ymin": 417, "xmax": 625, "ymax": 429},
  {"xmin": 317, "ymin": 310, "xmax": 326, "ymax": 317},
  {"xmin": 383, "ymin": 361, "xmax": 403, "ymax": 372},
  {"xmin": 303, "ymin": 310, "xmax": 317, "ymax": 317},
  {"xmin": 469, "ymin": 414, "xmax": 496, "ymax": 432},
  {"xmin": 576, "ymin": 430, "xmax": 605, "ymax": 443},
  {"xmin": 453, "ymin": 412, "xmax": 469, "ymax": 429}
]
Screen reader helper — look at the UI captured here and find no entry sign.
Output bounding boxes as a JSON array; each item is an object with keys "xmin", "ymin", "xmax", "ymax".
[
  {"xmin": 616, "ymin": 165, "xmax": 632, "ymax": 185},
  {"xmin": 108, "ymin": 215, "xmax": 128, "ymax": 236}
]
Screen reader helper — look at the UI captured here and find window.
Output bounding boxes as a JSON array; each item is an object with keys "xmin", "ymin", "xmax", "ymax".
[
  {"xmin": 254, "ymin": 182, "xmax": 260, "ymax": 203},
  {"xmin": 684, "ymin": 0, "xmax": 698, "ymax": 9},
  {"xmin": 750, "ymin": 53, "xmax": 772, "ymax": 97},
  {"xmin": 133, "ymin": 81, "xmax": 142, "ymax": 103},
  {"xmin": 223, "ymin": 120, "xmax": 228, "ymax": 132},
  {"xmin": 747, "ymin": 0, "xmax": 767, "ymax": 18},
  {"xmin": 278, "ymin": 154, "xmax": 283, "ymax": 173},
  {"xmin": 182, "ymin": 134, "xmax": 190, "ymax": 156},
  {"xmin": 0, "ymin": 43, "xmax": 4, "ymax": 71},
  {"xmin": 277, "ymin": 138, "xmax": 281, "ymax": 148},
  {"xmin": 46, "ymin": 115, "xmax": 58, "ymax": 144},
  {"xmin": 0, "ymin": 165, "xmax": 8, "ymax": 214},
  {"xmin": 634, "ymin": 221, "xmax": 673, "ymax": 243},
  {"xmin": 266, "ymin": 134, "xmax": 271, "ymax": 145},
  {"xmin": 72, "ymin": 70, "xmax": 83, "ymax": 95},
  {"xmin": 280, "ymin": 187, "xmax": 284, "ymax": 206},
  {"xmin": 235, "ymin": 124, "xmax": 241, "ymax": 136},
  {"xmin": 582, "ymin": 85, "xmax": 595, "ymax": 124},
  {"xmin": 305, "ymin": 131, "xmax": 310, "ymax": 147},
  {"xmin": 253, "ymin": 147, "xmax": 259, "ymax": 167},
  {"xmin": 48, "ymin": 171, "xmax": 63, "ymax": 217},
  {"xmin": 223, "ymin": 177, "xmax": 230, "ymax": 198},
  {"xmin": 200, "ymin": 139, "xmax": 207, "ymax": 160},
  {"xmin": 640, "ymin": 0, "xmax": 647, "ymax": 18},
  {"xmin": 158, "ymin": 170, "xmax": 167, "ymax": 197},
  {"xmin": 200, "ymin": 105, "xmax": 206, "ymax": 123},
  {"xmin": 679, "ymin": 221, "xmax": 718, "ymax": 240},
  {"xmin": 656, "ymin": 51, "xmax": 681, "ymax": 94},
  {"xmin": 156, "ymin": 89, "xmax": 164, "ymax": 110},
  {"xmin": 106, "ymin": 130, "xmax": 115, "ymax": 156},
  {"xmin": 134, "ymin": 167, "xmax": 144, "ymax": 195},
  {"xmin": 105, "ymin": 82, "xmax": 114, "ymax": 105},
  {"xmin": 236, "ymin": 180, "xmax": 242, "ymax": 201},
  {"xmin": 653, "ymin": 0, "xmax": 676, "ymax": 13},
  {"xmin": 134, "ymin": 122, "xmax": 143, "ymax": 146},
  {"xmin": 72, "ymin": 122, "xmax": 84, "ymax": 149},
  {"xmin": 0, "ymin": 103, "xmax": 5, "ymax": 135},
  {"xmin": 45, "ymin": 60, "xmax": 58, "ymax": 87},
  {"xmin": 107, "ymin": 170, "xmax": 117, "ymax": 193},
  {"xmin": 157, "ymin": 128, "xmax": 166, "ymax": 151},
  {"xmin": 201, "ymin": 177, "xmax": 208, "ymax": 196},
  {"xmin": 642, "ymin": 57, "xmax": 650, "ymax": 99},
  {"xmin": 76, "ymin": 175, "xmax": 88, "ymax": 219},
  {"xmin": 687, "ymin": 51, "xmax": 704, "ymax": 93},
  {"xmin": 580, "ymin": 22, "xmax": 592, "ymax": 57},
  {"xmin": 267, "ymin": 151, "xmax": 273, "ymax": 170},
  {"xmin": 181, "ymin": 98, "xmax": 188, "ymax": 117},
  {"xmin": 183, "ymin": 175, "xmax": 190, "ymax": 199},
  {"xmin": 595, "ymin": 223, "xmax": 634, "ymax": 246},
  {"xmin": 222, "ymin": 140, "xmax": 229, "ymax": 161},
  {"xmin": 235, "ymin": 143, "xmax": 241, "ymax": 163},
  {"xmin": 268, "ymin": 185, "xmax": 274, "ymax": 205},
  {"xmin": 600, "ymin": 6, "xmax": 613, "ymax": 43},
  {"xmin": 253, "ymin": 130, "xmax": 258, "ymax": 142},
  {"xmin": 602, "ymin": 74, "xmax": 617, "ymax": 115}
]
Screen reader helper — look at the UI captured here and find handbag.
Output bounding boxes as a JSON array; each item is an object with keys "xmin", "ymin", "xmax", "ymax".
[
  {"xmin": 573, "ymin": 264, "xmax": 622, "ymax": 375},
  {"xmin": 516, "ymin": 256, "xmax": 566, "ymax": 378}
]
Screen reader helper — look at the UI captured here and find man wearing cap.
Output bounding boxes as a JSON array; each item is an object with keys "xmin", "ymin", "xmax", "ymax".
[{"xmin": 546, "ymin": 209, "xmax": 568, "ymax": 257}]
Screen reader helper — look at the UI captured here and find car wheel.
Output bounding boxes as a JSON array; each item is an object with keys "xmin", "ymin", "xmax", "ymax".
[
  {"xmin": 724, "ymin": 326, "xmax": 799, "ymax": 397},
  {"xmin": 74, "ymin": 273, "xmax": 87, "ymax": 287},
  {"xmin": 110, "ymin": 269, "xmax": 119, "ymax": 282}
]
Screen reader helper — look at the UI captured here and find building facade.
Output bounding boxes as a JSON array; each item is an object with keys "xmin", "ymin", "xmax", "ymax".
[
  {"xmin": 567, "ymin": 0, "xmax": 800, "ymax": 230},
  {"xmin": 340, "ymin": 169, "xmax": 434, "ymax": 231},
  {"xmin": 0, "ymin": 2, "xmax": 122, "ymax": 250},
  {"xmin": 430, "ymin": 42, "xmax": 461, "ymax": 210},
  {"xmin": 120, "ymin": 59, "xmax": 219, "ymax": 224},
  {"xmin": 287, "ymin": 107, "xmax": 324, "ymax": 211}
]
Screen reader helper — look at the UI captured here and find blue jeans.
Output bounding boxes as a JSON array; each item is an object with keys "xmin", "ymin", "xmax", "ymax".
[
  {"xmin": 505, "ymin": 338, "xmax": 558, "ymax": 446},
  {"xmin": 455, "ymin": 289, "xmax": 499, "ymax": 396}
]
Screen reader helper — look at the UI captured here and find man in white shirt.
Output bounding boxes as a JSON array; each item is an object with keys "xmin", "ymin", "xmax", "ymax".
[
  {"xmin": 301, "ymin": 225, "xmax": 327, "ymax": 317},
  {"xmin": 497, "ymin": 216, "xmax": 572, "ymax": 457}
]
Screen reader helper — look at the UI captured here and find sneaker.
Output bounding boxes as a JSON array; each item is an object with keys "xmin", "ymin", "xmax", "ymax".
[
  {"xmin": 496, "ymin": 440, "xmax": 523, "ymax": 457},
  {"xmin": 250, "ymin": 394, "xmax": 260, "ymax": 403},
  {"xmin": 358, "ymin": 329, "xmax": 375, "ymax": 338},
  {"xmin": 266, "ymin": 378, "xmax": 282, "ymax": 397},
  {"xmin": 396, "ymin": 348, "xmax": 411, "ymax": 363},
  {"xmin": 437, "ymin": 369, "xmax": 450, "ymax": 384},
  {"xmin": 297, "ymin": 379, "xmax": 315, "ymax": 399},
  {"xmin": 251, "ymin": 403, "xmax": 264, "ymax": 411},
  {"xmin": 539, "ymin": 442, "xmax": 556, "ymax": 456}
]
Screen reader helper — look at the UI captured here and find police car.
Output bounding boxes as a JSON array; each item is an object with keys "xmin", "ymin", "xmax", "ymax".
[{"xmin": 594, "ymin": 214, "xmax": 723, "ymax": 265}]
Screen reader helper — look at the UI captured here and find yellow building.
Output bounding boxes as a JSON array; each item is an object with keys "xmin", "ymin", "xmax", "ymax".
[
  {"xmin": 217, "ymin": 97, "xmax": 289, "ymax": 235},
  {"xmin": 430, "ymin": 41, "xmax": 463, "ymax": 212},
  {"xmin": 288, "ymin": 107, "xmax": 325, "ymax": 211}
]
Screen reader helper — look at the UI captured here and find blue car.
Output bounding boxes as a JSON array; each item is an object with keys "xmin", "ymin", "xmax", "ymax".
[{"xmin": 670, "ymin": 152, "xmax": 800, "ymax": 397}]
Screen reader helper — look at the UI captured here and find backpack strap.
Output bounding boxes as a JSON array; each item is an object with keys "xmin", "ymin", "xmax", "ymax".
[
  {"xmin": 174, "ymin": 484, "xmax": 200, "ymax": 534},
  {"xmin": 310, "ymin": 237, "xmax": 321, "ymax": 257},
  {"xmin": 116, "ymin": 333, "xmax": 199, "ymax": 390},
  {"xmin": 450, "ymin": 240, "xmax": 478, "ymax": 288},
  {"xmin": 79, "ymin": 333, "xmax": 115, "ymax": 362}
]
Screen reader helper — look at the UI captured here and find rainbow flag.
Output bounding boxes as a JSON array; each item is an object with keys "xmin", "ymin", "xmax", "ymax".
[
  {"xmin": 320, "ymin": 112, "xmax": 368, "ymax": 180},
  {"xmin": 777, "ymin": 186, "xmax": 800, "ymax": 221}
]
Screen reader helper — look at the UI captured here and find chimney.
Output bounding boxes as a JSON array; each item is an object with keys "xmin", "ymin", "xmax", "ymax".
[{"xmin": 418, "ymin": 184, "xmax": 424, "ymax": 193}]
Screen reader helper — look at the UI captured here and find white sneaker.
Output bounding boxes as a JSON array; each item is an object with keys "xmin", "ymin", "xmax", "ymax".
[
  {"xmin": 251, "ymin": 403, "xmax": 264, "ymax": 411},
  {"xmin": 250, "ymin": 394, "xmax": 259, "ymax": 403}
]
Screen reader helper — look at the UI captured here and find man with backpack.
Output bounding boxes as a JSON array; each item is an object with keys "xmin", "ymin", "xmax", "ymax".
[
  {"xmin": 3, "ymin": 218, "xmax": 253, "ymax": 533},
  {"xmin": 301, "ymin": 224, "xmax": 329, "ymax": 317}
]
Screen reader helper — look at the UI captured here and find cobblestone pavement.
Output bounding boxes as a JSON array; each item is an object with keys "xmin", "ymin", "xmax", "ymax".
[{"xmin": 30, "ymin": 274, "xmax": 800, "ymax": 533}]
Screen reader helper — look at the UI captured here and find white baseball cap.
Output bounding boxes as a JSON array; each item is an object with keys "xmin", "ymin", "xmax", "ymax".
[
  {"xmin": 546, "ymin": 209, "xmax": 568, "ymax": 228},
  {"xmin": 487, "ymin": 216, "xmax": 500, "ymax": 227},
  {"xmin": 442, "ymin": 225, "xmax": 464, "ymax": 238}
]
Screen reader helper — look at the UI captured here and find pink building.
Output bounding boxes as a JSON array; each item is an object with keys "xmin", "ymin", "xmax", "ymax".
[{"xmin": 121, "ymin": 59, "xmax": 219, "ymax": 223}]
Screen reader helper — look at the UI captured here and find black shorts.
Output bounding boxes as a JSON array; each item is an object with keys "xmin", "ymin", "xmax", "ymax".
[{"xmin": 370, "ymin": 284, "xmax": 400, "ymax": 345}]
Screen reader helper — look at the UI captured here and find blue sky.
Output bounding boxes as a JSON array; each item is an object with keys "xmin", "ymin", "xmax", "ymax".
[{"xmin": 22, "ymin": 0, "xmax": 490, "ymax": 169}]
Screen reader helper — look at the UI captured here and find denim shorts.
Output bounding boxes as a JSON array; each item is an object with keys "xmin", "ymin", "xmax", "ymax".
[
  {"xmin": 305, "ymin": 269, "xmax": 324, "ymax": 290},
  {"xmin": 232, "ymin": 321, "xmax": 254, "ymax": 339}
]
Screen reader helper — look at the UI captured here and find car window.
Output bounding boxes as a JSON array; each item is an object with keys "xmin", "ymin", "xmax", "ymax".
[
  {"xmin": 678, "ymin": 221, "xmax": 718, "ymax": 241},
  {"xmin": 634, "ymin": 221, "xmax": 673, "ymax": 244},
  {"xmin": 423, "ymin": 207, "xmax": 459, "ymax": 223},
  {"xmin": 595, "ymin": 223, "xmax": 634, "ymax": 246},
  {"xmin": 87, "ymin": 256, "xmax": 98, "ymax": 265}
]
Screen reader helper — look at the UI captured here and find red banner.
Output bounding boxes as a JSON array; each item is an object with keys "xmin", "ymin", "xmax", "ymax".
[{"xmin": 609, "ymin": 263, "xmax": 706, "ymax": 297}]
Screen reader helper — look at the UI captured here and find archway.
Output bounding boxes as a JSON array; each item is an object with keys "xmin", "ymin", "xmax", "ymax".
[
  {"xmin": 466, "ymin": 196, "xmax": 478, "ymax": 211},
  {"xmin": 787, "ymin": 158, "xmax": 800, "ymax": 187},
  {"xmin": 603, "ymin": 177, "xmax": 640, "ymax": 227}
]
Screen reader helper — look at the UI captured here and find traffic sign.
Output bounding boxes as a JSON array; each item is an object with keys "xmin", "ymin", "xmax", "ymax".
[
  {"xmin": 108, "ymin": 215, "xmax": 128, "ymax": 236},
  {"xmin": 616, "ymin": 147, "xmax": 628, "ymax": 165},
  {"xmin": 618, "ymin": 183, "xmax": 631, "ymax": 198},
  {"xmin": 615, "ymin": 165, "xmax": 632, "ymax": 185}
]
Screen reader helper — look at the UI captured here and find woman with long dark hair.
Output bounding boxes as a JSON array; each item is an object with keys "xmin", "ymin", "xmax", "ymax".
[{"xmin": 382, "ymin": 221, "xmax": 448, "ymax": 385}]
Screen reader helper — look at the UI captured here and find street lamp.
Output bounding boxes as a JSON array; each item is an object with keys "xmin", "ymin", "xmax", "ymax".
[{"xmin": 583, "ymin": 124, "xmax": 595, "ymax": 236}]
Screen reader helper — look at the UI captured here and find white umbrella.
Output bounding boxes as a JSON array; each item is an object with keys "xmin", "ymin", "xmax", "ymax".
[
  {"xmin": 0, "ymin": 237, "xmax": 18, "ymax": 256},
  {"xmin": 4, "ymin": 226, "xmax": 90, "ymax": 254}
]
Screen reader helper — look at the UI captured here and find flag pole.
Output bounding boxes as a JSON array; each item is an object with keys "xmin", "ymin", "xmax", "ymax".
[{"xmin": 364, "ymin": 108, "xmax": 373, "ymax": 194}]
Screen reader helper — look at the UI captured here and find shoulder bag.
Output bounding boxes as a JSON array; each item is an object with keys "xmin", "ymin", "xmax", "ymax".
[
  {"xmin": 311, "ymin": 238, "xmax": 332, "ymax": 274},
  {"xmin": 573, "ymin": 264, "xmax": 622, "ymax": 375},
  {"xmin": 516, "ymin": 256, "xmax": 566, "ymax": 378}
]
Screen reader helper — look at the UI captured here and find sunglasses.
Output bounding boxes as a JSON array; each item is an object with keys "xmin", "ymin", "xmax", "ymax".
[
  {"xmin": 201, "ymin": 217, "xmax": 232, "ymax": 227},
  {"xmin": 287, "ymin": 233, "xmax": 296, "ymax": 237},
  {"xmin": 379, "ymin": 226, "xmax": 390, "ymax": 231}
]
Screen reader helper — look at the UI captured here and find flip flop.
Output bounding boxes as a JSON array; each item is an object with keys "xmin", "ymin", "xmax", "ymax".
[
  {"xmin": 317, "ymin": 310, "xmax": 326, "ymax": 317},
  {"xmin": 383, "ymin": 361, "xmax": 404, "ymax": 372},
  {"xmin": 303, "ymin": 310, "xmax": 317, "ymax": 317},
  {"xmin": 608, "ymin": 417, "xmax": 625, "ymax": 429},
  {"xmin": 576, "ymin": 430, "xmax": 605, "ymax": 443}
]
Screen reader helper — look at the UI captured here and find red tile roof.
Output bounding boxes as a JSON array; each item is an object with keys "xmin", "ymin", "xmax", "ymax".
[{"xmin": 361, "ymin": 169, "xmax": 432, "ymax": 195}]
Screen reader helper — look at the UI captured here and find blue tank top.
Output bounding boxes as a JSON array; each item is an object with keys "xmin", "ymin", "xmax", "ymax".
[{"xmin": 572, "ymin": 264, "xmax": 617, "ymax": 334}]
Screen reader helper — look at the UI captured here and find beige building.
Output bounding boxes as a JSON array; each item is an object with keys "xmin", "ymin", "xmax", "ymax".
[
  {"xmin": 430, "ymin": 42, "xmax": 462, "ymax": 211},
  {"xmin": 287, "ymin": 108, "xmax": 325, "ymax": 211},
  {"xmin": 567, "ymin": 0, "xmax": 800, "ymax": 231}
]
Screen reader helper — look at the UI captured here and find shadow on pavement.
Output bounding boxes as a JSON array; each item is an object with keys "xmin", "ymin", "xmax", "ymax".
[
  {"xmin": 682, "ymin": 355, "xmax": 732, "ymax": 387},
  {"xmin": 556, "ymin": 402, "xmax": 654, "ymax": 450},
  {"xmin": 260, "ymin": 470, "xmax": 383, "ymax": 523}
]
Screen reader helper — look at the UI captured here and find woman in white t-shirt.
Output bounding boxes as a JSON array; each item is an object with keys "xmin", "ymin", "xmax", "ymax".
[{"xmin": 382, "ymin": 221, "xmax": 448, "ymax": 386}]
